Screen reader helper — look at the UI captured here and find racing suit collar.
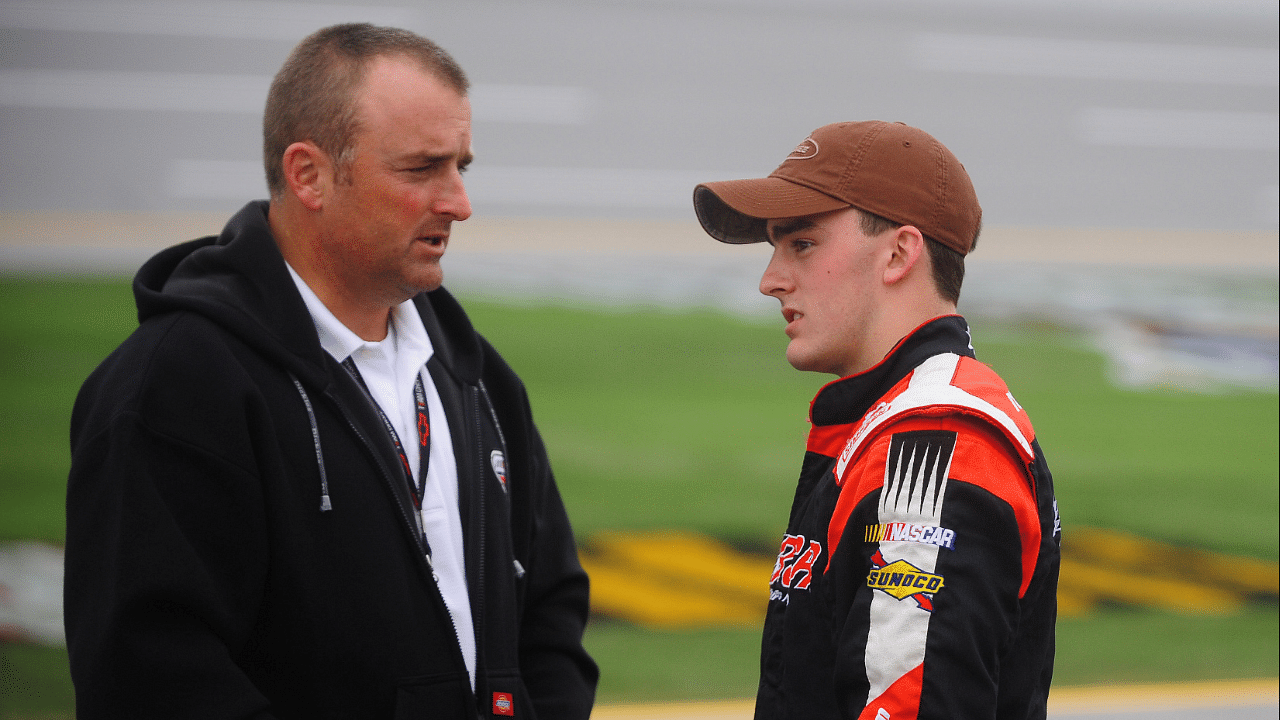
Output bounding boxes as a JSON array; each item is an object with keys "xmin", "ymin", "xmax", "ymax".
[{"xmin": 808, "ymin": 314, "xmax": 975, "ymax": 427}]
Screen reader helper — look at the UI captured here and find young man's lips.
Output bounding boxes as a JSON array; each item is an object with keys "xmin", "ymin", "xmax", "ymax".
[{"xmin": 781, "ymin": 308, "xmax": 802, "ymax": 337}]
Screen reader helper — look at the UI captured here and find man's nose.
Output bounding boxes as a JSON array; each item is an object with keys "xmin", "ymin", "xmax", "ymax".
[
  {"xmin": 434, "ymin": 170, "xmax": 472, "ymax": 221},
  {"xmin": 759, "ymin": 250, "xmax": 791, "ymax": 298}
]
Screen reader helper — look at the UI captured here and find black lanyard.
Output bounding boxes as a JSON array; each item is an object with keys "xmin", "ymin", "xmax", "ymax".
[{"xmin": 341, "ymin": 357, "xmax": 430, "ymax": 510}]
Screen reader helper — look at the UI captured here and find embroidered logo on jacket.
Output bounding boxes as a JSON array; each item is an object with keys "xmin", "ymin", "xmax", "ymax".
[
  {"xmin": 865, "ymin": 522, "xmax": 956, "ymax": 550},
  {"xmin": 770, "ymin": 533, "xmax": 823, "ymax": 600},
  {"xmin": 836, "ymin": 401, "xmax": 892, "ymax": 482},
  {"xmin": 867, "ymin": 550, "xmax": 944, "ymax": 611},
  {"xmin": 490, "ymin": 450, "xmax": 507, "ymax": 492},
  {"xmin": 492, "ymin": 692, "xmax": 514, "ymax": 716}
]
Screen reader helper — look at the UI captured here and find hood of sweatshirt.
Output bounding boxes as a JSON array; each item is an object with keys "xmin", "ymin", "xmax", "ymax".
[{"xmin": 132, "ymin": 200, "xmax": 485, "ymax": 389}]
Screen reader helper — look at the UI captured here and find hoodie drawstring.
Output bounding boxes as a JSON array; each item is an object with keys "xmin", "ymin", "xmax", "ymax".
[{"xmin": 290, "ymin": 374, "xmax": 332, "ymax": 512}]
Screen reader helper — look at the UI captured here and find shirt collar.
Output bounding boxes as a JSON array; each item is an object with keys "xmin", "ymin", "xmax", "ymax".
[{"xmin": 285, "ymin": 262, "xmax": 434, "ymax": 368}]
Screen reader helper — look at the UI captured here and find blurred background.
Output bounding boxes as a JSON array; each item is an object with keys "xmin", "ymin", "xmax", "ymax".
[
  {"xmin": 2, "ymin": 0, "xmax": 1277, "ymax": 378},
  {"xmin": 1, "ymin": 0, "xmax": 1277, "ymax": 716}
]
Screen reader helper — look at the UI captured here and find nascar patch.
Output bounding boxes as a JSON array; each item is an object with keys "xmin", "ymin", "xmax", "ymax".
[
  {"xmin": 867, "ymin": 553, "xmax": 944, "ymax": 611},
  {"xmin": 865, "ymin": 522, "xmax": 956, "ymax": 550}
]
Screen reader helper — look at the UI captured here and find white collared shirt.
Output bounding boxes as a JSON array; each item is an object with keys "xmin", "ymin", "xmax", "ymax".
[{"xmin": 286, "ymin": 264, "xmax": 476, "ymax": 689}]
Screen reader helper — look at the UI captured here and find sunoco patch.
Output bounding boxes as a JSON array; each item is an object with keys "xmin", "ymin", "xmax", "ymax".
[{"xmin": 867, "ymin": 554, "xmax": 944, "ymax": 611}]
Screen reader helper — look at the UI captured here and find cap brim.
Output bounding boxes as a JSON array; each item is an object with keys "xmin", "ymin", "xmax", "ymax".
[{"xmin": 693, "ymin": 177, "xmax": 850, "ymax": 244}]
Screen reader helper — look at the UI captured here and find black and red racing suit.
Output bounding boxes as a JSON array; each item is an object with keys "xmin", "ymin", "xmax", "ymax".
[{"xmin": 757, "ymin": 315, "xmax": 1060, "ymax": 720}]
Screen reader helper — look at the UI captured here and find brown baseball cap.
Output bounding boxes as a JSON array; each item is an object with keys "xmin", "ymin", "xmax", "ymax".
[{"xmin": 692, "ymin": 121, "xmax": 982, "ymax": 255}]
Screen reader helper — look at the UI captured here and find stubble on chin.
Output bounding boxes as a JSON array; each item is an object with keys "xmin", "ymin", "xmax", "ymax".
[{"xmin": 396, "ymin": 261, "xmax": 445, "ymax": 299}]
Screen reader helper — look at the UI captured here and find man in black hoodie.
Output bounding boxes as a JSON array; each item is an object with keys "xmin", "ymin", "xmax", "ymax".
[{"xmin": 65, "ymin": 23, "xmax": 597, "ymax": 719}]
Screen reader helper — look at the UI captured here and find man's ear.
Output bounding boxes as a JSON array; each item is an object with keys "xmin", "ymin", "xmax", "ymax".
[
  {"xmin": 279, "ymin": 141, "xmax": 330, "ymax": 211},
  {"xmin": 883, "ymin": 225, "xmax": 926, "ymax": 286}
]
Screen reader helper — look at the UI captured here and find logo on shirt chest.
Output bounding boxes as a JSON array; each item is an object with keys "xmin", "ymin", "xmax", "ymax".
[{"xmin": 490, "ymin": 450, "xmax": 507, "ymax": 492}]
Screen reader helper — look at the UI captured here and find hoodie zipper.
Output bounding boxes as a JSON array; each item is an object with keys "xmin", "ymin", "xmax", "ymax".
[
  {"xmin": 326, "ymin": 390, "xmax": 434, "ymax": 568},
  {"xmin": 337, "ymin": 398, "xmax": 481, "ymax": 693},
  {"xmin": 470, "ymin": 385, "xmax": 488, "ymax": 679},
  {"xmin": 325, "ymin": 384, "xmax": 487, "ymax": 694},
  {"xmin": 318, "ymin": 372, "xmax": 484, "ymax": 695}
]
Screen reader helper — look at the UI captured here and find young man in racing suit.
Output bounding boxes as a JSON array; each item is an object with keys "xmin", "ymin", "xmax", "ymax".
[{"xmin": 692, "ymin": 121, "xmax": 1060, "ymax": 719}]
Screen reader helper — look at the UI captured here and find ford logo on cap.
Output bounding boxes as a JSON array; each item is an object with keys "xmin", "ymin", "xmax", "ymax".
[{"xmin": 788, "ymin": 138, "xmax": 819, "ymax": 160}]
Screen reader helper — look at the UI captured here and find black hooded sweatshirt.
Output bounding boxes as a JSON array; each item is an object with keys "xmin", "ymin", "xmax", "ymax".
[{"xmin": 66, "ymin": 201, "xmax": 598, "ymax": 719}]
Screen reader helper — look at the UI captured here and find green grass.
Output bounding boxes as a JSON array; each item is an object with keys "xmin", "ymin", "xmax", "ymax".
[
  {"xmin": 0, "ymin": 278, "xmax": 139, "ymax": 543},
  {"xmin": 583, "ymin": 621, "xmax": 764, "ymax": 703},
  {"xmin": 0, "ymin": 644, "xmax": 75, "ymax": 716},
  {"xmin": 0, "ymin": 276, "xmax": 1276, "ymax": 715},
  {"xmin": 974, "ymin": 323, "xmax": 1279, "ymax": 559},
  {"xmin": 460, "ymin": 298, "xmax": 823, "ymax": 547},
  {"xmin": 582, "ymin": 606, "xmax": 1280, "ymax": 705},
  {"xmin": 462, "ymin": 299, "xmax": 1280, "ymax": 561},
  {"xmin": 1054, "ymin": 607, "xmax": 1279, "ymax": 685}
]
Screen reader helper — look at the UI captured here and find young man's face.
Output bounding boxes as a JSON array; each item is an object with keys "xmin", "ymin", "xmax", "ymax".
[
  {"xmin": 316, "ymin": 54, "xmax": 473, "ymax": 309},
  {"xmin": 761, "ymin": 207, "xmax": 889, "ymax": 377}
]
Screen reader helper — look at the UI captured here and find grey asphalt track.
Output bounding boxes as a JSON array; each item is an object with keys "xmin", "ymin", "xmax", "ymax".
[{"xmin": 1, "ymin": 0, "xmax": 1276, "ymax": 232}]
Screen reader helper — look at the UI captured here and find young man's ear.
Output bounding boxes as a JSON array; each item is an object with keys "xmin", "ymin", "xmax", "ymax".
[
  {"xmin": 279, "ymin": 141, "xmax": 330, "ymax": 211},
  {"xmin": 882, "ymin": 225, "xmax": 926, "ymax": 286}
]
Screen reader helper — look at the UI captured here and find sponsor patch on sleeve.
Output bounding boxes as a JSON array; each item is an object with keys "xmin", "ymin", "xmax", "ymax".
[
  {"xmin": 867, "ymin": 551, "xmax": 944, "ymax": 612},
  {"xmin": 865, "ymin": 522, "xmax": 957, "ymax": 550},
  {"xmin": 770, "ymin": 533, "xmax": 823, "ymax": 599}
]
